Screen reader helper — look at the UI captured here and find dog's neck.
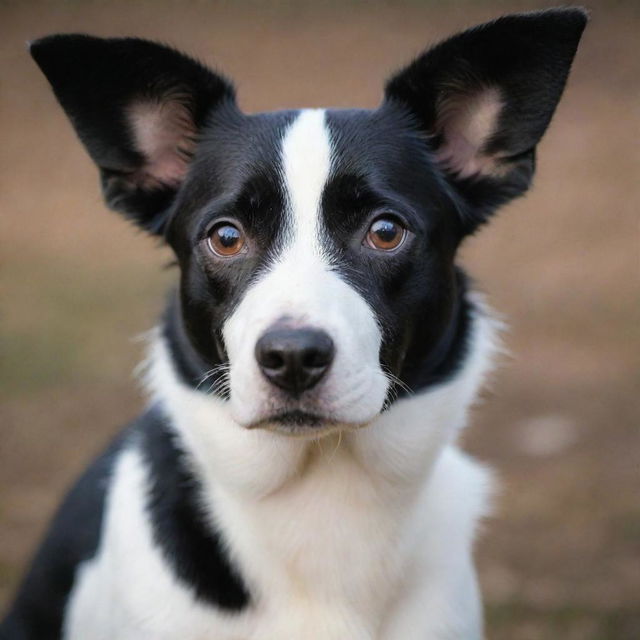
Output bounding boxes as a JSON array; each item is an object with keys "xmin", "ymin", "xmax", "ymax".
[{"xmin": 144, "ymin": 291, "xmax": 500, "ymax": 499}]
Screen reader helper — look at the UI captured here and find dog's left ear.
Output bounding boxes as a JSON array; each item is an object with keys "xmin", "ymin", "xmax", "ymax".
[
  {"xmin": 384, "ymin": 8, "xmax": 587, "ymax": 234},
  {"xmin": 30, "ymin": 34, "xmax": 236, "ymax": 234}
]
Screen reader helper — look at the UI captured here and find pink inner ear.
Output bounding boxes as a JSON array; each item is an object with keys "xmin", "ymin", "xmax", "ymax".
[
  {"xmin": 127, "ymin": 98, "xmax": 197, "ymax": 189},
  {"xmin": 435, "ymin": 87, "xmax": 503, "ymax": 179}
]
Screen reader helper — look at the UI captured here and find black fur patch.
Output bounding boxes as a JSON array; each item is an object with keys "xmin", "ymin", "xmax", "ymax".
[
  {"xmin": 162, "ymin": 109, "xmax": 297, "ymax": 394},
  {"xmin": 323, "ymin": 106, "xmax": 469, "ymax": 394},
  {"xmin": 140, "ymin": 407, "xmax": 250, "ymax": 610}
]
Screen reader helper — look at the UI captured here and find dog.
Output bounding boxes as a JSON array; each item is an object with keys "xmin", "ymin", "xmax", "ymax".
[{"xmin": 1, "ymin": 8, "xmax": 586, "ymax": 639}]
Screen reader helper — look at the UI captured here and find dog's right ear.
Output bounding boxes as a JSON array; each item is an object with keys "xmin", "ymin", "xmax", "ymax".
[
  {"xmin": 30, "ymin": 34, "xmax": 235, "ymax": 234},
  {"xmin": 383, "ymin": 9, "xmax": 587, "ymax": 235}
]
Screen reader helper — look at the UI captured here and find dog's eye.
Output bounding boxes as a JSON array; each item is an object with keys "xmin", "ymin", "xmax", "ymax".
[
  {"xmin": 208, "ymin": 222, "xmax": 245, "ymax": 257},
  {"xmin": 365, "ymin": 217, "xmax": 407, "ymax": 251}
]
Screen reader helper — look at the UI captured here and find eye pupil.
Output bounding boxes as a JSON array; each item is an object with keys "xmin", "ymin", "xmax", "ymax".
[
  {"xmin": 218, "ymin": 226, "xmax": 240, "ymax": 247},
  {"xmin": 366, "ymin": 216, "xmax": 406, "ymax": 251},
  {"xmin": 373, "ymin": 220, "xmax": 398, "ymax": 242},
  {"xmin": 208, "ymin": 222, "xmax": 245, "ymax": 257}
]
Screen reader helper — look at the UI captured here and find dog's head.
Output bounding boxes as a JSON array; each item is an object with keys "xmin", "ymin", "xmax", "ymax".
[{"xmin": 31, "ymin": 9, "xmax": 586, "ymax": 435}]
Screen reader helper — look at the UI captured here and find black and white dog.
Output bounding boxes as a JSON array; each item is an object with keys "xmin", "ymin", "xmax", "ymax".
[{"xmin": 2, "ymin": 8, "xmax": 586, "ymax": 639}]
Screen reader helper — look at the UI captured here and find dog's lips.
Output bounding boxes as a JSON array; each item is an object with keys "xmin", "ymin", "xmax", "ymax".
[
  {"xmin": 244, "ymin": 409, "xmax": 369, "ymax": 437},
  {"xmin": 246, "ymin": 410, "xmax": 334, "ymax": 432}
]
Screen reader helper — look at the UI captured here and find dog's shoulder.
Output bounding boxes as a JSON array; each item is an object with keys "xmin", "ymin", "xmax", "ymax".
[{"xmin": 0, "ymin": 425, "xmax": 128, "ymax": 639}]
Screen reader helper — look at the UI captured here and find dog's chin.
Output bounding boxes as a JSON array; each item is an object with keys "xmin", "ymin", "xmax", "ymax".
[{"xmin": 246, "ymin": 410, "xmax": 369, "ymax": 438}]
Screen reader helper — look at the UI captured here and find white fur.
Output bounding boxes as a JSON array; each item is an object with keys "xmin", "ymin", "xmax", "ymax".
[{"xmin": 223, "ymin": 110, "xmax": 388, "ymax": 430}]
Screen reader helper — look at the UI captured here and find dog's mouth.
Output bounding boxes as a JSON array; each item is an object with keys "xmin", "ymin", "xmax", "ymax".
[{"xmin": 246, "ymin": 410, "xmax": 364, "ymax": 437}]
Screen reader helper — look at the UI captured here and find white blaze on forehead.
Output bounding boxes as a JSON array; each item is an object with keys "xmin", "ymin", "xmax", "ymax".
[
  {"xmin": 280, "ymin": 109, "xmax": 331, "ymax": 254},
  {"xmin": 222, "ymin": 108, "xmax": 388, "ymax": 428}
]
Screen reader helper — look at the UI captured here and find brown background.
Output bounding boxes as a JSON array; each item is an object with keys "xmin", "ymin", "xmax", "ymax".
[{"xmin": 1, "ymin": 1, "xmax": 638, "ymax": 638}]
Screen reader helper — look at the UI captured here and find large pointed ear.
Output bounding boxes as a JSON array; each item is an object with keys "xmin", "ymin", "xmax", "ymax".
[
  {"xmin": 384, "ymin": 8, "xmax": 587, "ymax": 233},
  {"xmin": 30, "ymin": 34, "xmax": 235, "ymax": 234}
]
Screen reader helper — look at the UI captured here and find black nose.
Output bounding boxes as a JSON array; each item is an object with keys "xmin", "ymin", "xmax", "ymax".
[{"xmin": 255, "ymin": 328, "xmax": 335, "ymax": 395}]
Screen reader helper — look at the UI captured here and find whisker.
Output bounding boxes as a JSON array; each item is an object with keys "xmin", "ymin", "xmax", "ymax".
[
  {"xmin": 380, "ymin": 365, "xmax": 413, "ymax": 396},
  {"xmin": 328, "ymin": 429, "xmax": 343, "ymax": 462},
  {"xmin": 314, "ymin": 436, "xmax": 325, "ymax": 457},
  {"xmin": 196, "ymin": 363, "xmax": 231, "ymax": 391},
  {"xmin": 208, "ymin": 375, "xmax": 231, "ymax": 397}
]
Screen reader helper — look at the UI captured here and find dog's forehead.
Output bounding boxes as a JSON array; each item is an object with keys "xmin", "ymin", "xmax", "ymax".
[
  {"xmin": 173, "ymin": 104, "xmax": 441, "ymax": 246},
  {"xmin": 201, "ymin": 105, "xmax": 422, "ymax": 176}
]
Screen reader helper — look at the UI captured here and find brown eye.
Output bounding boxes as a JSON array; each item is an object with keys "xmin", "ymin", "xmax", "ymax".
[
  {"xmin": 365, "ymin": 217, "xmax": 407, "ymax": 251},
  {"xmin": 207, "ymin": 222, "xmax": 245, "ymax": 257}
]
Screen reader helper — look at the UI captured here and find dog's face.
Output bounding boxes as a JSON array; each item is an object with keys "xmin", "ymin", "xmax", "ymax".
[
  {"xmin": 31, "ymin": 10, "xmax": 586, "ymax": 434},
  {"xmin": 167, "ymin": 106, "xmax": 462, "ymax": 431}
]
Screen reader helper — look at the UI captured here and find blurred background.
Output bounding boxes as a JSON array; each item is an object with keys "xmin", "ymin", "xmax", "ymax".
[{"xmin": 1, "ymin": 1, "xmax": 638, "ymax": 638}]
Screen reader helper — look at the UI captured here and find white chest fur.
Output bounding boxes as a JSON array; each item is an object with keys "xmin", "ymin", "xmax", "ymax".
[{"xmin": 64, "ymin": 444, "xmax": 489, "ymax": 640}]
